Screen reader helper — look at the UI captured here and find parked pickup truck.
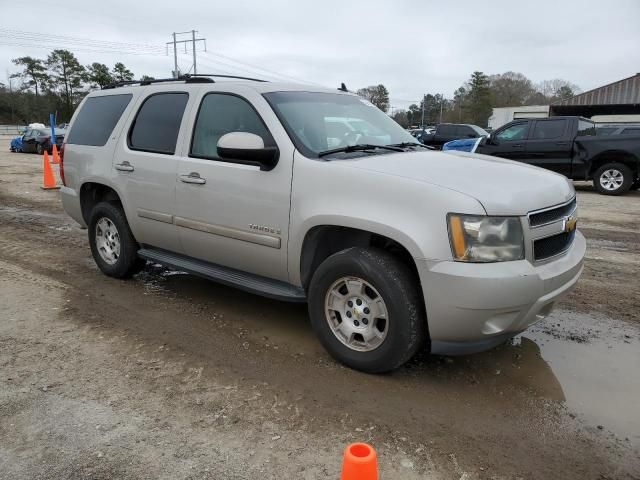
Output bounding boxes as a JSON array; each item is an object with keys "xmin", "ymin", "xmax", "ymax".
[
  {"xmin": 476, "ymin": 116, "xmax": 640, "ymax": 195},
  {"xmin": 59, "ymin": 75, "xmax": 585, "ymax": 373},
  {"xmin": 421, "ymin": 123, "xmax": 489, "ymax": 149}
]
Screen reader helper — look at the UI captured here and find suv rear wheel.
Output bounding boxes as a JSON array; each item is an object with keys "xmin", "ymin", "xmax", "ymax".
[
  {"xmin": 593, "ymin": 163, "xmax": 633, "ymax": 195},
  {"xmin": 88, "ymin": 202, "xmax": 145, "ymax": 278},
  {"xmin": 308, "ymin": 247, "xmax": 426, "ymax": 373}
]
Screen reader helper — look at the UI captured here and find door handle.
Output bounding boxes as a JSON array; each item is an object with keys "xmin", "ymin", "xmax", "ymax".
[
  {"xmin": 115, "ymin": 161, "xmax": 134, "ymax": 172},
  {"xmin": 513, "ymin": 143, "xmax": 524, "ymax": 148},
  {"xmin": 556, "ymin": 142, "xmax": 569, "ymax": 146},
  {"xmin": 180, "ymin": 172, "xmax": 206, "ymax": 185}
]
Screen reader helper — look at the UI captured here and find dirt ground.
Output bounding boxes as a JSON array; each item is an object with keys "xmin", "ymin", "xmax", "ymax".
[{"xmin": 0, "ymin": 144, "xmax": 639, "ymax": 479}]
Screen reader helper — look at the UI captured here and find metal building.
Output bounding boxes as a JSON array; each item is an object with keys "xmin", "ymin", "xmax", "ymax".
[{"xmin": 550, "ymin": 73, "xmax": 640, "ymax": 118}]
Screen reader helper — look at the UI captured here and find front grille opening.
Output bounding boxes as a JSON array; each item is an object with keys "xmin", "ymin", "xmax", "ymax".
[
  {"xmin": 529, "ymin": 198, "xmax": 576, "ymax": 227},
  {"xmin": 534, "ymin": 229, "xmax": 576, "ymax": 260}
]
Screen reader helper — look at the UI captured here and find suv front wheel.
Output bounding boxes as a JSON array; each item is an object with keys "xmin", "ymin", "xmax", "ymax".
[
  {"xmin": 88, "ymin": 202, "xmax": 145, "ymax": 278},
  {"xmin": 308, "ymin": 247, "xmax": 426, "ymax": 373}
]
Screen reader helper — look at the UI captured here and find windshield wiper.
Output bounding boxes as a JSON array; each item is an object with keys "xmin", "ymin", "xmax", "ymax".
[
  {"xmin": 318, "ymin": 143, "xmax": 404, "ymax": 157},
  {"xmin": 387, "ymin": 142, "xmax": 431, "ymax": 149}
]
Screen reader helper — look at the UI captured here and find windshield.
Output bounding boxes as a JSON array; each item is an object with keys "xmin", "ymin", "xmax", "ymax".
[
  {"xmin": 263, "ymin": 91, "xmax": 418, "ymax": 157},
  {"xmin": 470, "ymin": 125, "xmax": 490, "ymax": 136}
]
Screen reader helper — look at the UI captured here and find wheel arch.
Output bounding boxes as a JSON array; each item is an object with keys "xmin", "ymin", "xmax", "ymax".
[
  {"xmin": 79, "ymin": 181, "xmax": 125, "ymax": 225},
  {"xmin": 588, "ymin": 150, "xmax": 639, "ymax": 178},
  {"xmin": 298, "ymin": 223, "xmax": 423, "ymax": 294}
]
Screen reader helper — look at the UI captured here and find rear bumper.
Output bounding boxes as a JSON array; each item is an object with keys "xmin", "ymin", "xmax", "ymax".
[
  {"xmin": 417, "ymin": 230, "xmax": 586, "ymax": 355},
  {"xmin": 60, "ymin": 186, "xmax": 86, "ymax": 227}
]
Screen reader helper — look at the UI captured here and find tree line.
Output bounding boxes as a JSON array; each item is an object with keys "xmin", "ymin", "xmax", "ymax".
[
  {"xmin": 359, "ymin": 71, "xmax": 579, "ymax": 128},
  {"xmin": 0, "ymin": 49, "xmax": 152, "ymax": 124}
]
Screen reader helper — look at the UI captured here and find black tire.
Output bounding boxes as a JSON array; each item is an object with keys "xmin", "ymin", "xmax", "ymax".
[
  {"xmin": 88, "ymin": 202, "xmax": 145, "ymax": 278},
  {"xmin": 593, "ymin": 163, "xmax": 633, "ymax": 195},
  {"xmin": 36, "ymin": 143, "xmax": 44, "ymax": 155},
  {"xmin": 308, "ymin": 247, "xmax": 427, "ymax": 373}
]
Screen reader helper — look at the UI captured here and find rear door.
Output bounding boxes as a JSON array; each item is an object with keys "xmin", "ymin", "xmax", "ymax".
[
  {"xmin": 523, "ymin": 118, "xmax": 572, "ymax": 175},
  {"xmin": 113, "ymin": 90, "xmax": 190, "ymax": 253},
  {"xmin": 22, "ymin": 129, "xmax": 36, "ymax": 153},
  {"xmin": 478, "ymin": 120, "xmax": 531, "ymax": 160}
]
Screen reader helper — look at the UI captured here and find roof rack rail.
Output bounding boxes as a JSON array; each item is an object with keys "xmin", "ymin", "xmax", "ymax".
[{"xmin": 102, "ymin": 73, "xmax": 268, "ymax": 89}]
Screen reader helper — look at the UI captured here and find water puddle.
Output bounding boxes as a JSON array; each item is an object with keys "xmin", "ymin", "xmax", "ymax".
[{"xmin": 519, "ymin": 310, "xmax": 640, "ymax": 444}]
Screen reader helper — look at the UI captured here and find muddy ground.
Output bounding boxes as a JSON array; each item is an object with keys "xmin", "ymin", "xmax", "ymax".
[{"xmin": 0, "ymin": 145, "xmax": 639, "ymax": 479}]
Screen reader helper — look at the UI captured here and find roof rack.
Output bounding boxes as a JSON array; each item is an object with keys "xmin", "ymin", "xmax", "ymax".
[{"xmin": 102, "ymin": 73, "xmax": 268, "ymax": 90}]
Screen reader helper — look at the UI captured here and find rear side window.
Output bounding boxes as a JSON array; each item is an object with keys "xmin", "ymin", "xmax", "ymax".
[
  {"xmin": 66, "ymin": 94, "xmax": 132, "ymax": 146},
  {"xmin": 129, "ymin": 93, "xmax": 189, "ymax": 154},
  {"xmin": 620, "ymin": 127, "xmax": 640, "ymax": 135},
  {"xmin": 438, "ymin": 125, "xmax": 455, "ymax": 136},
  {"xmin": 531, "ymin": 119, "xmax": 567, "ymax": 140},
  {"xmin": 190, "ymin": 93, "xmax": 273, "ymax": 159}
]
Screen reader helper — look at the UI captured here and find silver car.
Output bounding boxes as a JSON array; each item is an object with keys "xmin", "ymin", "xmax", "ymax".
[{"xmin": 59, "ymin": 75, "xmax": 585, "ymax": 373}]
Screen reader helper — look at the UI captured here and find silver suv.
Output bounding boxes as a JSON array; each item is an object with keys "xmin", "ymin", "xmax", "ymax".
[{"xmin": 60, "ymin": 75, "xmax": 585, "ymax": 373}]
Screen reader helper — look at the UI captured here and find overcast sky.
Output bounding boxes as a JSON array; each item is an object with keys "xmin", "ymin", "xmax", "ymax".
[{"xmin": 1, "ymin": 0, "xmax": 639, "ymax": 110}]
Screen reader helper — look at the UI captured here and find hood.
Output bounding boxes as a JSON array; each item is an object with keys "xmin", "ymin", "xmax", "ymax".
[{"xmin": 336, "ymin": 149, "xmax": 575, "ymax": 216}]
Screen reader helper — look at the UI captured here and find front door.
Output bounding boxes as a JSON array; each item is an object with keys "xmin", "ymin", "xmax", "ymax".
[
  {"xmin": 113, "ymin": 91, "xmax": 190, "ymax": 254},
  {"xmin": 175, "ymin": 91, "xmax": 293, "ymax": 282},
  {"xmin": 478, "ymin": 121, "xmax": 531, "ymax": 161}
]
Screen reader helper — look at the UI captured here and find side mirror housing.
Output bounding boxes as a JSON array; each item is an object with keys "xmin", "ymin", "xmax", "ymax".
[{"xmin": 217, "ymin": 132, "xmax": 279, "ymax": 171}]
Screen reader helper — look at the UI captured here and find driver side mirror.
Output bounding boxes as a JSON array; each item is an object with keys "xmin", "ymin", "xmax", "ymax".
[{"xmin": 217, "ymin": 132, "xmax": 279, "ymax": 171}]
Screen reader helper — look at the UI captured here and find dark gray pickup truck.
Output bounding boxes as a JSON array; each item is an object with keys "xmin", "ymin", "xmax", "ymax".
[{"xmin": 476, "ymin": 116, "xmax": 640, "ymax": 195}]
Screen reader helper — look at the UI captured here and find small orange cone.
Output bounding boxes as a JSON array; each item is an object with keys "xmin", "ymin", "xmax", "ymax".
[
  {"xmin": 340, "ymin": 443, "xmax": 378, "ymax": 480},
  {"xmin": 52, "ymin": 144, "xmax": 60, "ymax": 164},
  {"xmin": 41, "ymin": 151, "xmax": 60, "ymax": 190}
]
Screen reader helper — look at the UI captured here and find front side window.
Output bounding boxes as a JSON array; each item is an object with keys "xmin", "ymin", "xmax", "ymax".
[
  {"xmin": 263, "ymin": 91, "xmax": 416, "ymax": 157},
  {"xmin": 67, "ymin": 94, "xmax": 132, "ymax": 146},
  {"xmin": 129, "ymin": 93, "xmax": 188, "ymax": 154},
  {"xmin": 531, "ymin": 119, "xmax": 567, "ymax": 140},
  {"xmin": 496, "ymin": 123, "xmax": 528, "ymax": 141},
  {"xmin": 191, "ymin": 93, "xmax": 273, "ymax": 159}
]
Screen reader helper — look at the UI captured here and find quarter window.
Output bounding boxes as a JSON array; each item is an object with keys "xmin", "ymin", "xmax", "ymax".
[
  {"xmin": 531, "ymin": 119, "xmax": 567, "ymax": 140},
  {"xmin": 129, "ymin": 93, "xmax": 188, "ymax": 154},
  {"xmin": 191, "ymin": 93, "xmax": 273, "ymax": 159},
  {"xmin": 66, "ymin": 94, "xmax": 132, "ymax": 146},
  {"xmin": 496, "ymin": 123, "xmax": 528, "ymax": 141}
]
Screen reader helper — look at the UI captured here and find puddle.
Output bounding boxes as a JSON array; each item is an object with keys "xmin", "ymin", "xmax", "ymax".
[
  {"xmin": 135, "ymin": 265, "xmax": 640, "ymax": 444},
  {"xmin": 519, "ymin": 310, "xmax": 640, "ymax": 444}
]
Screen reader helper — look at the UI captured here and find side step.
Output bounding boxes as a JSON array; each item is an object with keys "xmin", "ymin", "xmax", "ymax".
[{"xmin": 138, "ymin": 247, "xmax": 307, "ymax": 303}]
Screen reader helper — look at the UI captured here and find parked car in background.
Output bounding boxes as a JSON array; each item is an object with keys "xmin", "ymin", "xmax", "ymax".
[
  {"xmin": 421, "ymin": 123, "xmax": 488, "ymax": 149},
  {"xmin": 595, "ymin": 124, "xmax": 640, "ymax": 136},
  {"xmin": 57, "ymin": 123, "xmax": 70, "ymax": 129},
  {"xmin": 9, "ymin": 135, "xmax": 23, "ymax": 152},
  {"xmin": 19, "ymin": 127, "xmax": 66, "ymax": 154},
  {"xmin": 476, "ymin": 116, "xmax": 640, "ymax": 195}
]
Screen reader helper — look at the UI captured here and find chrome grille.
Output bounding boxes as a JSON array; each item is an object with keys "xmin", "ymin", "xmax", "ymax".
[
  {"xmin": 533, "ymin": 229, "xmax": 576, "ymax": 261},
  {"xmin": 529, "ymin": 198, "xmax": 577, "ymax": 227}
]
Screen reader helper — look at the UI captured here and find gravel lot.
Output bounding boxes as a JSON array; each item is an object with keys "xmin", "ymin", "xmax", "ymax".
[{"xmin": 1, "ymin": 144, "xmax": 639, "ymax": 479}]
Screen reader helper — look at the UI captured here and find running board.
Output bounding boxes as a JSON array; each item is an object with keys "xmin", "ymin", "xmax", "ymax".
[{"xmin": 138, "ymin": 247, "xmax": 306, "ymax": 303}]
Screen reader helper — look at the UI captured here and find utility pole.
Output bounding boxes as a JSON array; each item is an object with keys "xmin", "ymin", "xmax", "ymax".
[
  {"xmin": 439, "ymin": 94, "xmax": 444, "ymax": 123},
  {"xmin": 420, "ymin": 94, "xmax": 426, "ymax": 127},
  {"xmin": 167, "ymin": 31, "xmax": 206, "ymax": 78}
]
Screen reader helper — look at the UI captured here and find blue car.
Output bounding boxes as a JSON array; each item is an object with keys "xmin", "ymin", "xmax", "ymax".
[{"xmin": 9, "ymin": 135, "xmax": 23, "ymax": 152}]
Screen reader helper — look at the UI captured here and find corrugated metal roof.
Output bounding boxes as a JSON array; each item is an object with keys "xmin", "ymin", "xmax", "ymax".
[{"xmin": 558, "ymin": 73, "xmax": 640, "ymax": 106}]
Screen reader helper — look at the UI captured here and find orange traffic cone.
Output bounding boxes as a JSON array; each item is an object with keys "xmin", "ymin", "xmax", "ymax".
[
  {"xmin": 41, "ymin": 151, "xmax": 60, "ymax": 190},
  {"xmin": 340, "ymin": 443, "xmax": 378, "ymax": 480},
  {"xmin": 52, "ymin": 144, "xmax": 60, "ymax": 164}
]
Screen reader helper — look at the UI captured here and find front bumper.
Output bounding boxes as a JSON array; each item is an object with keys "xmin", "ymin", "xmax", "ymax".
[{"xmin": 418, "ymin": 230, "xmax": 586, "ymax": 355}]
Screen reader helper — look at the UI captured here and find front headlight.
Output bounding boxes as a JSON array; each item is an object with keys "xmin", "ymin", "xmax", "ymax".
[{"xmin": 447, "ymin": 214, "xmax": 524, "ymax": 262}]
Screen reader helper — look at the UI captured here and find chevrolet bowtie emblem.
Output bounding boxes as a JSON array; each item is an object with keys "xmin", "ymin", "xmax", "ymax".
[{"xmin": 564, "ymin": 215, "xmax": 578, "ymax": 233}]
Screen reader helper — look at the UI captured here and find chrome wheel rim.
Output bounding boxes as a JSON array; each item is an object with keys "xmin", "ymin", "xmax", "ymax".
[
  {"xmin": 95, "ymin": 217, "xmax": 121, "ymax": 265},
  {"xmin": 600, "ymin": 169, "xmax": 624, "ymax": 191},
  {"xmin": 324, "ymin": 276, "xmax": 389, "ymax": 352}
]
